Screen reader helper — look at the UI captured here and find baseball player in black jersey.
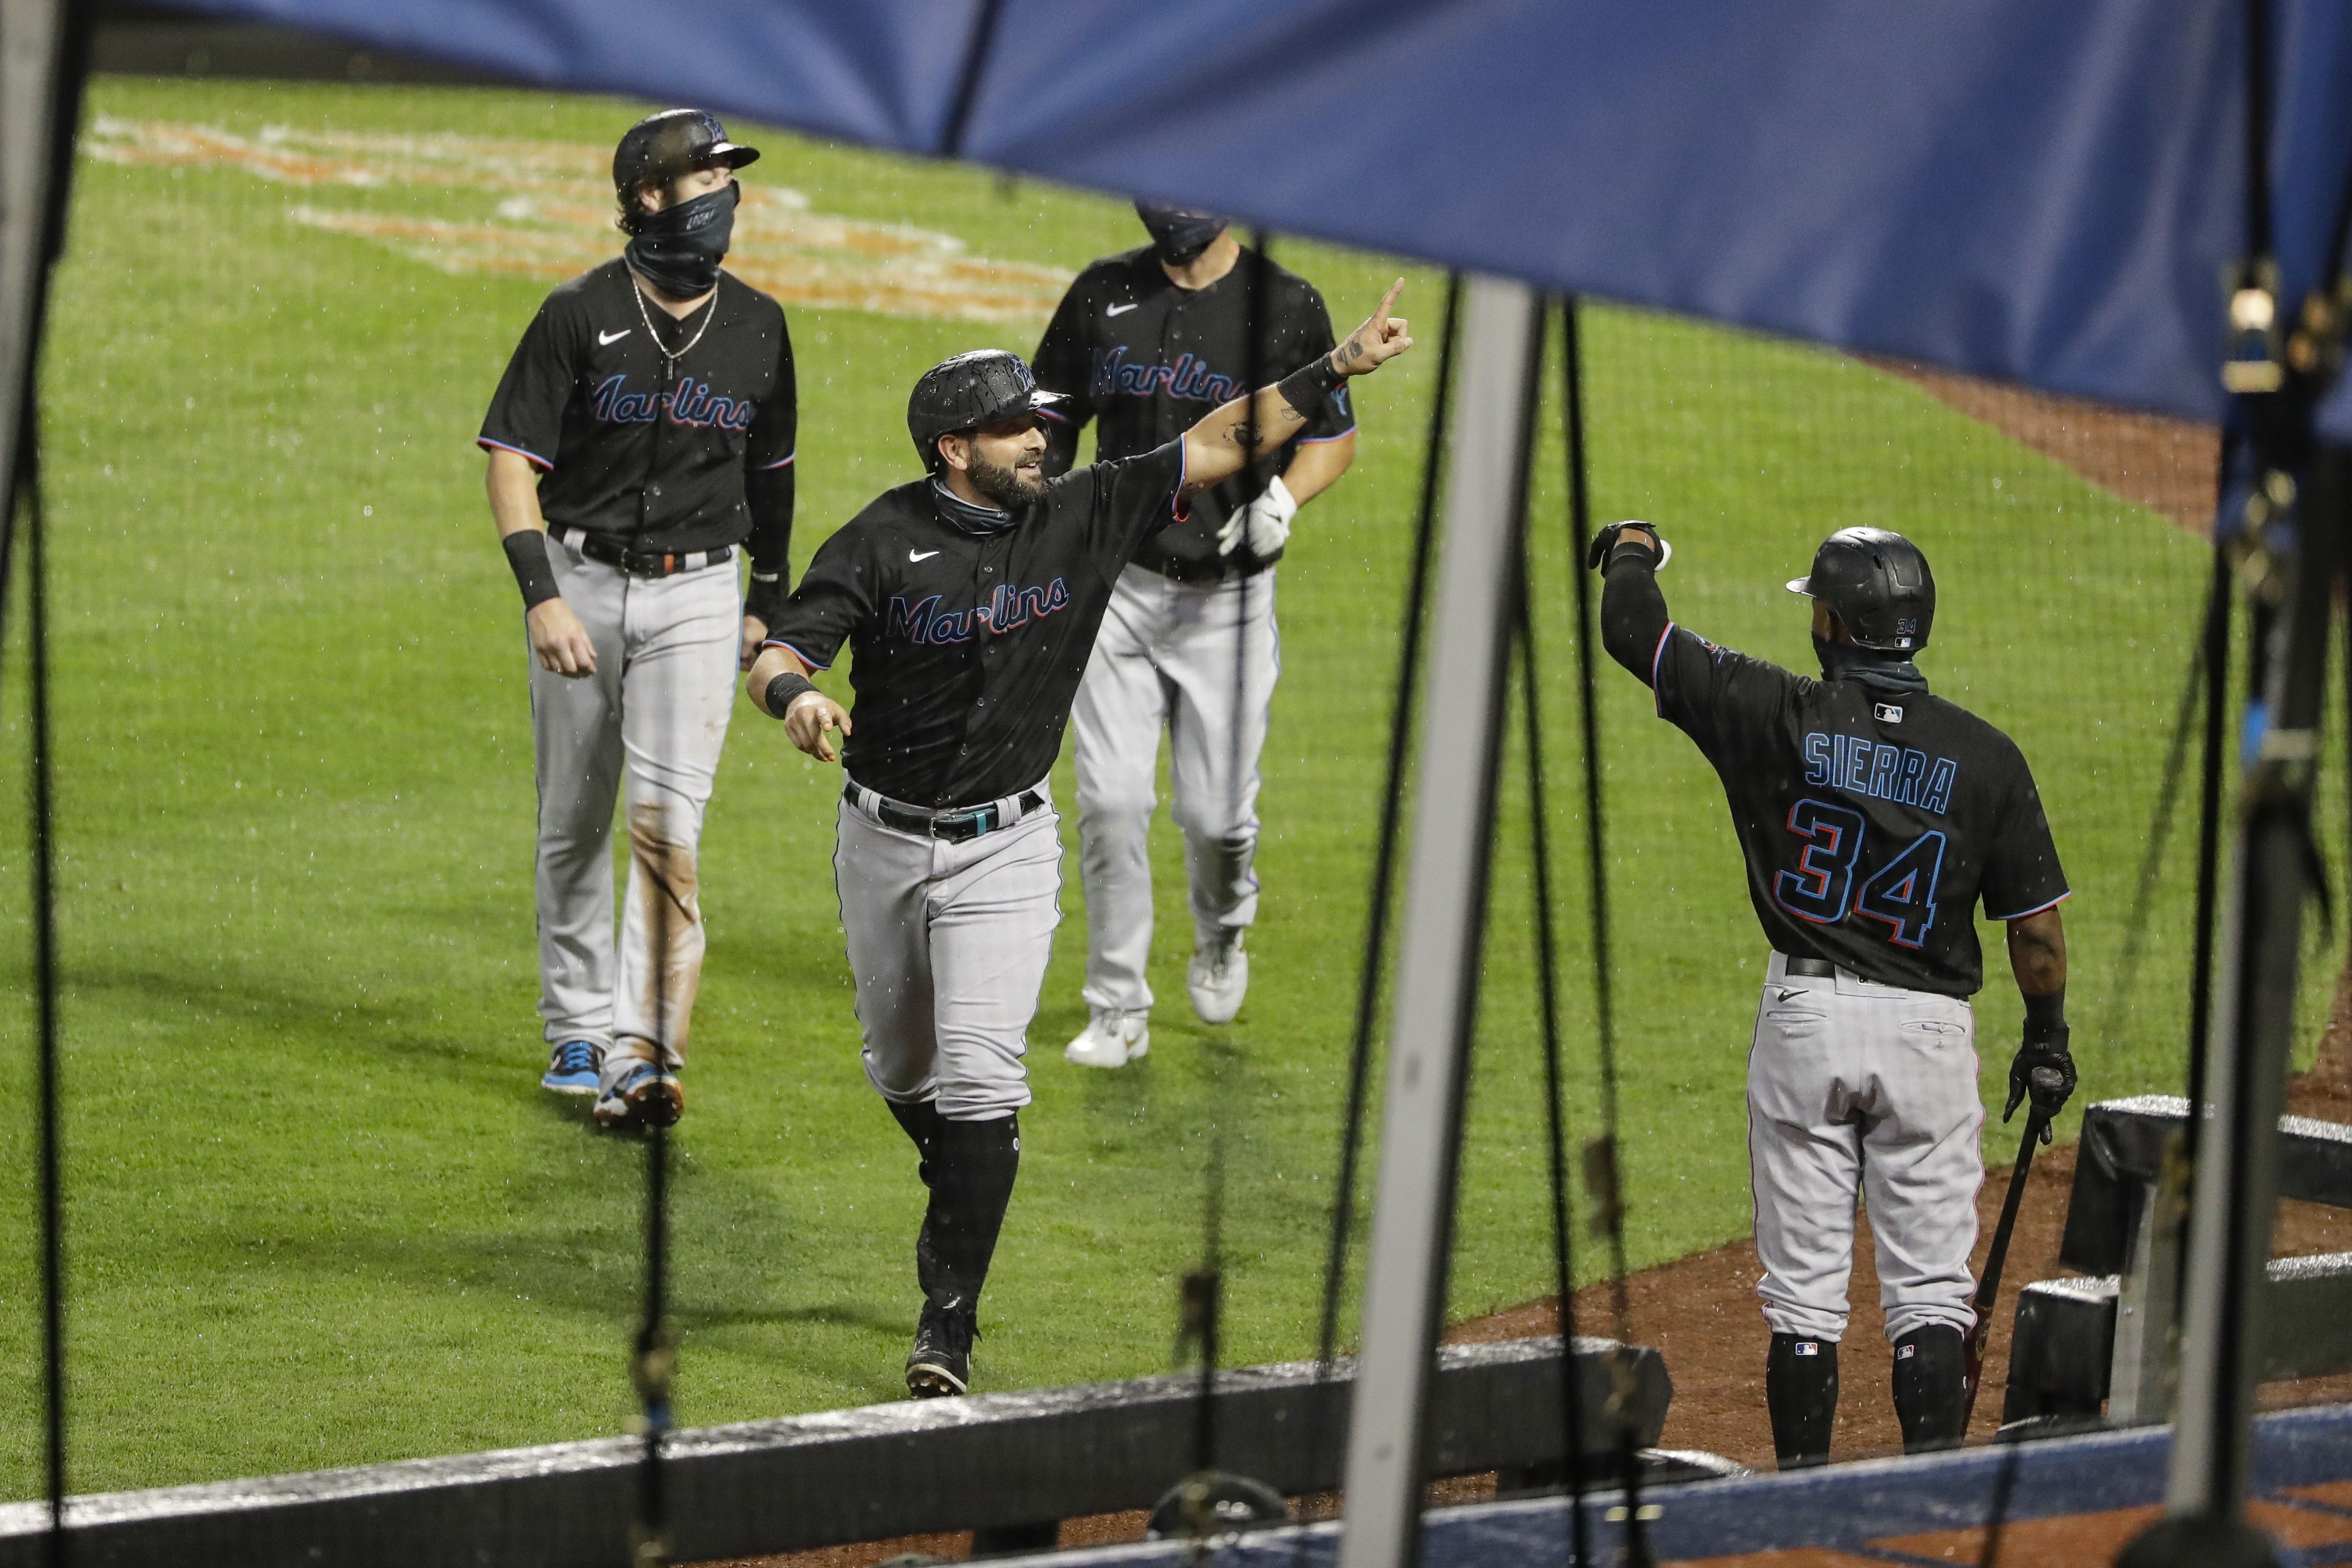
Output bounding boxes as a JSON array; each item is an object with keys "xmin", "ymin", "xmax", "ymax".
[
  {"xmin": 747, "ymin": 280, "xmax": 1412, "ymax": 1397},
  {"xmin": 1031, "ymin": 204, "xmax": 1357, "ymax": 1065},
  {"xmin": 480, "ymin": 110, "xmax": 797, "ymax": 1131},
  {"xmin": 1593, "ymin": 522, "xmax": 2074, "ymax": 1467}
]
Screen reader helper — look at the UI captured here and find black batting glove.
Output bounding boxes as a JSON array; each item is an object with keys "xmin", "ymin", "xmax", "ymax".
[
  {"xmin": 1585, "ymin": 520, "xmax": 1663, "ymax": 571},
  {"xmin": 2004, "ymin": 1035, "xmax": 2074, "ymax": 1143}
]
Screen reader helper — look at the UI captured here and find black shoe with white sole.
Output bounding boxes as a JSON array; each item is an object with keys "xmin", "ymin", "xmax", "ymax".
[{"xmin": 905, "ymin": 1299, "xmax": 976, "ymax": 1398}]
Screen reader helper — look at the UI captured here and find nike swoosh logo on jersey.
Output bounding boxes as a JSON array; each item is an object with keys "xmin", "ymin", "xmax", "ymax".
[
  {"xmin": 910, "ymin": 550, "xmax": 941, "ymax": 561},
  {"xmin": 599, "ymin": 328, "xmax": 632, "ymax": 345},
  {"xmin": 1105, "ymin": 302, "xmax": 1140, "ymax": 316}
]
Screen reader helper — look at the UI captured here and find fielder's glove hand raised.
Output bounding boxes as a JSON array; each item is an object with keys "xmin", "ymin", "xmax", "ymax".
[
  {"xmin": 1585, "ymin": 519, "xmax": 1672, "ymax": 571},
  {"xmin": 2004, "ymin": 1037, "xmax": 2075, "ymax": 1143},
  {"xmin": 1217, "ymin": 476, "xmax": 1298, "ymax": 559}
]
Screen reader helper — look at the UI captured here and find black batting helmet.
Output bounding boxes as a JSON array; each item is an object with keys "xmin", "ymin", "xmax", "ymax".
[
  {"xmin": 906, "ymin": 350, "xmax": 1066, "ymax": 473},
  {"xmin": 613, "ymin": 109, "xmax": 758, "ymax": 226},
  {"xmin": 1785, "ymin": 527, "xmax": 1935, "ymax": 653}
]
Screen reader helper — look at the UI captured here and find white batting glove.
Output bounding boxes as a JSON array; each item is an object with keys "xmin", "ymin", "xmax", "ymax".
[{"xmin": 1216, "ymin": 475, "xmax": 1298, "ymax": 558}]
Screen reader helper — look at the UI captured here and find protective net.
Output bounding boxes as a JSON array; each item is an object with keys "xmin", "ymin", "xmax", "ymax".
[
  {"xmin": 1454, "ymin": 298, "xmax": 2352, "ymax": 1475},
  {"xmin": 12, "ymin": 60, "xmax": 2352, "ymax": 1568}
]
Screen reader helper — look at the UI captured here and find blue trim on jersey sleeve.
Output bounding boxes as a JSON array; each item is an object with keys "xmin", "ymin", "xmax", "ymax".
[
  {"xmin": 478, "ymin": 436, "xmax": 552, "ymax": 472},
  {"xmin": 760, "ymin": 638, "xmax": 833, "ymax": 672},
  {"xmin": 1986, "ymin": 888, "xmax": 2072, "ymax": 922},
  {"xmin": 756, "ymin": 451, "xmax": 796, "ymax": 470},
  {"xmin": 1648, "ymin": 621, "xmax": 1674, "ymax": 712},
  {"xmin": 1296, "ymin": 424, "xmax": 1359, "ymax": 444}
]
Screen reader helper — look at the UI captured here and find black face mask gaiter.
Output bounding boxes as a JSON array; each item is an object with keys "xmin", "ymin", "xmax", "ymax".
[
  {"xmin": 1815, "ymin": 636, "xmax": 1930, "ymax": 694},
  {"xmin": 626, "ymin": 180, "xmax": 737, "ymax": 299},
  {"xmin": 1135, "ymin": 202, "xmax": 1230, "ymax": 268}
]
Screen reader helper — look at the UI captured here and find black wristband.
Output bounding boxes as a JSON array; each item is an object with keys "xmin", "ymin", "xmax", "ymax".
[
  {"xmin": 744, "ymin": 569, "xmax": 791, "ymax": 628},
  {"xmin": 2022, "ymin": 986, "xmax": 2067, "ymax": 1045},
  {"xmin": 1276, "ymin": 354, "xmax": 1346, "ymax": 420},
  {"xmin": 763, "ymin": 670, "xmax": 817, "ymax": 719},
  {"xmin": 501, "ymin": 530, "xmax": 561, "ymax": 612}
]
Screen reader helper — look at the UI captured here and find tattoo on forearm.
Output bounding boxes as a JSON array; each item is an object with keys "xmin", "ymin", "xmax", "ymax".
[{"xmin": 1223, "ymin": 395, "xmax": 1308, "ymax": 454}]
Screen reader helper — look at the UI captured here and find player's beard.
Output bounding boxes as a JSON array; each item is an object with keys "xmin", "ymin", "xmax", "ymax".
[{"xmin": 965, "ymin": 449, "xmax": 1045, "ymax": 509}]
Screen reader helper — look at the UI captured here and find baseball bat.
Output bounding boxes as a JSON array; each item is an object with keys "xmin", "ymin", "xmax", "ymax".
[{"xmin": 1959, "ymin": 1065, "xmax": 2066, "ymax": 1434}]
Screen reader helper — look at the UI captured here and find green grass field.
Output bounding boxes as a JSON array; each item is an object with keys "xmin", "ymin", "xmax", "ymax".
[{"xmin": 0, "ymin": 76, "xmax": 2320, "ymax": 1498}]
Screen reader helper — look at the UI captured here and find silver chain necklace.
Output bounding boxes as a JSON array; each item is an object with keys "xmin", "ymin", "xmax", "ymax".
[{"xmin": 630, "ymin": 273, "xmax": 717, "ymax": 363}]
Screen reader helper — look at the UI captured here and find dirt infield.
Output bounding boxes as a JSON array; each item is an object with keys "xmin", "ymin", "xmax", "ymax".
[
  {"xmin": 83, "ymin": 118, "xmax": 1074, "ymax": 325},
  {"xmin": 1870, "ymin": 358, "xmax": 2219, "ymax": 532},
  {"xmin": 1455, "ymin": 1063, "xmax": 2352, "ymax": 1472}
]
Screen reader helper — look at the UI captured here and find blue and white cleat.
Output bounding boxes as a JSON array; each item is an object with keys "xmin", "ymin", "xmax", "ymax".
[
  {"xmin": 593, "ymin": 1062, "xmax": 684, "ymax": 1131},
  {"xmin": 540, "ymin": 1039, "xmax": 603, "ymax": 1096}
]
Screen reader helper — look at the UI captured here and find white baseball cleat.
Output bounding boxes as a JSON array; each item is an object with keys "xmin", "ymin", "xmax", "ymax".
[
  {"xmin": 1188, "ymin": 931, "xmax": 1249, "ymax": 1024},
  {"xmin": 1065, "ymin": 1007, "xmax": 1149, "ymax": 1069}
]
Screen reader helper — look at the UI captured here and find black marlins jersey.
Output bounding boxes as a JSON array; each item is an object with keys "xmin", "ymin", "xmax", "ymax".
[
  {"xmin": 762, "ymin": 443, "xmax": 1189, "ymax": 809},
  {"xmin": 1649, "ymin": 623, "xmax": 2069, "ymax": 997},
  {"xmin": 1031, "ymin": 246, "xmax": 1352, "ymax": 582},
  {"xmin": 479, "ymin": 258, "xmax": 796, "ymax": 553}
]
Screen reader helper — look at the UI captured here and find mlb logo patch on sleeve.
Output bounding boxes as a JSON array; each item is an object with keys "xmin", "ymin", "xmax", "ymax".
[{"xmin": 1874, "ymin": 702, "xmax": 1905, "ymax": 723}]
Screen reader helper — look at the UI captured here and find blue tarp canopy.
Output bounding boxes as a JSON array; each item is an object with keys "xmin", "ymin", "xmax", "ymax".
[{"xmin": 172, "ymin": 0, "xmax": 2352, "ymax": 435}]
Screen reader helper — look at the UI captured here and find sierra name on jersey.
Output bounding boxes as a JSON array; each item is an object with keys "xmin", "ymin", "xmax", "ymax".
[
  {"xmin": 1802, "ymin": 730, "xmax": 1957, "ymax": 815},
  {"xmin": 1648, "ymin": 623, "xmax": 2066, "ymax": 998}
]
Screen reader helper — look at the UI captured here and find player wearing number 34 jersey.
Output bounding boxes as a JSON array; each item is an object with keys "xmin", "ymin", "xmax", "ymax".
[{"xmin": 1594, "ymin": 522, "xmax": 2074, "ymax": 1470}]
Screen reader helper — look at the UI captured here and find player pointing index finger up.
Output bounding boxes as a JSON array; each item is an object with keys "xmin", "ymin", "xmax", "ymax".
[
  {"xmin": 1030, "ymin": 207, "xmax": 1363, "ymax": 1064},
  {"xmin": 747, "ymin": 283, "xmax": 1408, "ymax": 1400}
]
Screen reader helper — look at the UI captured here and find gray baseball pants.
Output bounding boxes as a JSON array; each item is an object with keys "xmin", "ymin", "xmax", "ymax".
[
  {"xmin": 834, "ymin": 781, "xmax": 1061, "ymax": 1122},
  {"xmin": 1071, "ymin": 562, "xmax": 1278, "ymax": 1014},
  {"xmin": 530, "ymin": 531, "xmax": 739, "ymax": 1087},
  {"xmin": 1747, "ymin": 951, "xmax": 1983, "ymax": 1345}
]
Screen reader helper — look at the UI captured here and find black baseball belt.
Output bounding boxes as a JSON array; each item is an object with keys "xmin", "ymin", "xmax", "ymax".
[
  {"xmin": 845, "ymin": 781, "xmax": 1046, "ymax": 843},
  {"xmin": 1779, "ymin": 956, "xmax": 1837, "ymax": 978},
  {"xmin": 554, "ymin": 526, "xmax": 732, "ymax": 579}
]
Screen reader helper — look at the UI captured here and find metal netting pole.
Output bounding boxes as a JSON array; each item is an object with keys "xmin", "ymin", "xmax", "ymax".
[
  {"xmin": 1560, "ymin": 296, "xmax": 1648, "ymax": 1565},
  {"xmin": 1313, "ymin": 275, "xmax": 1461, "ymax": 1376},
  {"xmin": 0, "ymin": 7, "xmax": 99, "ymax": 1559},
  {"xmin": 1338, "ymin": 276, "xmax": 1542, "ymax": 1568},
  {"xmin": 633, "ymin": 1101, "xmax": 672, "ymax": 1566},
  {"xmin": 1509, "ymin": 467, "xmax": 1589, "ymax": 1563},
  {"xmin": 1300, "ymin": 277, "xmax": 1459, "ymax": 1553},
  {"xmin": 20, "ymin": 415, "xmax": 67, "ymax": 1568},
  {"xmin": 2187, "ymin": 542, "xmax": 2233, "ymax": 1148}
]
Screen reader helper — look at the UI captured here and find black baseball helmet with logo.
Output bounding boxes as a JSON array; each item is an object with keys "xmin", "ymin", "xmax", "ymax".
[
  {"xmin": 906, "ymin": 350, "xmax": 1066, "ymax": 472},
  {"xmin": 613, "ymin": 109, "xmax": 759, "ymax": 196},
  {"xmin": 1785, "ymin": 526, "xmax": 1936, "ymax": 653}
]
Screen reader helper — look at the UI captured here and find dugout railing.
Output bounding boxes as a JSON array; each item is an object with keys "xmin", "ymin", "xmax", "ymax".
[
  {"xmin": 0, "ymin": 1337, "xmax": 1682, "ymax": 1568},
  {"xmin": 2004, "ymin": 1096, "xmax": 2352, "ymax": 1428}
]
